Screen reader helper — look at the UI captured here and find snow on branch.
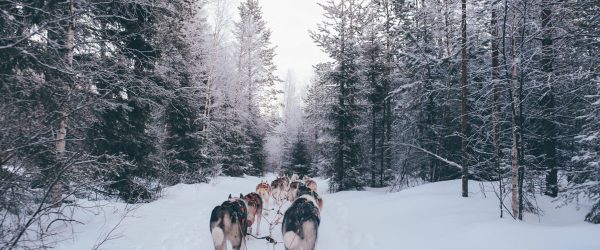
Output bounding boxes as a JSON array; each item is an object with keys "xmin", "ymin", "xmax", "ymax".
[{"xmin": 397, "ymin": 143, "xmax": 464, "ymax": 170}]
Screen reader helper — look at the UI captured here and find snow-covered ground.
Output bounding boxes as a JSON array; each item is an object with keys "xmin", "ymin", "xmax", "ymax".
[{"xmin": 55, "ymin": 175, "xmax": 600, "ymax": 250}]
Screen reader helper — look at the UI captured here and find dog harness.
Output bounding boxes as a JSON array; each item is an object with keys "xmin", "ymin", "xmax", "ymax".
[
  {"xmin": 221, "ymin": 199, "xmax": 248, "ymax": 235},
  {"xmin": 282, "ymin": 195, "xmax": 321, "ymax": 238},
  {"xmin": 298, "ymin": 195, "xmax": 321, "ymax": 221},
  {"xmin": 245, "ymin": 192, "xmax": 262, "ymax": 208}
]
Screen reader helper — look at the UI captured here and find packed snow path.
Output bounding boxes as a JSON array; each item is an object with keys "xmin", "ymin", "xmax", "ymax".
[{"xmin": 57, "ymin": 175, "xmax": 600, "ymax": 250}]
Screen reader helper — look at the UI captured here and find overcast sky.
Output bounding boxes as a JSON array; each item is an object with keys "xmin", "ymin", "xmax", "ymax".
[
  {"xmin": 259, "ymin": 0, "xmax": 331, "ymax": 84},
  {"xmin": 204, "ymin": 0, "xmax": 330, "ymax": 99}
]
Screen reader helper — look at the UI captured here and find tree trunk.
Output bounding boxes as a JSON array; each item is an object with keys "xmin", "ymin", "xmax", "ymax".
[
  {"xmin": 52, "ymin": 0, "xmax": 75, "ymax": 207},
  {"xmin": 371, "ymin": 102, "xmax": 377, "ymax": 186},
  {"xmin": 510, "ymin": 11, "xmax": 522, "ymax": 220},
  {"xmin": 541, "ymin": 0, "xmax": 558, "ymax": 198},
  {"xmin": 380, "ymin": 101, "xmax": 386, "ymax": 187},
  {"xmin": 460, "ymin": 0, "xmax": 469, "ymax": 198},
  {"xmin": 491, "ymin": 4, "xmax": 503, "ymax": 218},
  {"xmin": 382, "ymin": 0, "xmax": 393, "ymax": 188}
]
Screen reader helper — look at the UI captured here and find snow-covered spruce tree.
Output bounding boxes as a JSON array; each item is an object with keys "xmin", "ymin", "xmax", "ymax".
[
  {"xmin": 563, "ymin": 0, "xmax": 600, "ymax": 223},
  {"xmin": 211, "ymin": 100, "xmax": 252, "ymax": 177},
  {"xmin": 284, "ymin": 135, "xmax": 312, "ymax": 177},
  {"xmin": 0, "ymin": 1, "xmax": 85, "ymax": 247},
  {"xmin": 86, "ymin": 1, "xmax": 178, "ymax": 203},
  {"xmin": 571, "ymin": 81, "xmax": 600, "ymax": 223},
  {"xmin": 200, "ymin": 0, "xmax": 242, "ymax": 177},
  {"xmin": 0, "ymin": 0, "xmax": 183, "ymax": 246},
  {"xmin": 279, "ymin": 71, "xmax": 304, "ymax": 174},
  {"xmin": 304, "ymin": 63, "xmax": 337, "ymax": 178},
  {"xmin": 312, "ymin": 0, "xmax": 368, "ymax": 191},
  {"xmin": 155, "ymin": 1, "xmax": 210, "ymax": 185},
  {"xmin": 360, "ymin": 1, "xmax": 390, "ymax": 187},
  {"xmin": 232, "ymin": 0, "xmax": 279, "ymax": 176}
]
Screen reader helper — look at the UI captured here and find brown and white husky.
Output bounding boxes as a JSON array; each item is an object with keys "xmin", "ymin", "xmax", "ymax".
[
  {"xmin": 256, "ymin": 181, "xmax": 271, "ymax": 212},
  {"xmin": 243, "ymin": 192, "xmax": 263, "ymax": 235},
  {"xmin": 305, "ymin": 179, "xmax": 318, "ymax": 193},
  {"xmin": 282, "ymin": 186, "xmax": 323, "ymax": 250},
  {"xmin": 209, "ymin": 193, "xmax": 263, "ymax": 250}
]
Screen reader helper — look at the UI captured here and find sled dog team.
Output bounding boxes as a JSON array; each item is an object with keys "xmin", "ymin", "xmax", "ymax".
[{"xmin": 209, "ymin": 174, "xmax": 323, "ymax": 250}]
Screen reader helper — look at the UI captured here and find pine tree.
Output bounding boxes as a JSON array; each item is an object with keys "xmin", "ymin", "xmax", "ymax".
[
  {"xmin": 564, "ymin": 0, "xmax": 600, "ymax": 224},
  {"xmin": 304, "ymin": 63, "xmax": 337, "ymax": 178},
  {"xmin": 287, "ymin": 137, "xmax": 312, "ymax": 177},
  {"xmin": 86, "ymin": 1, "xmax": 170, "ymax": 202},
  {"xmin": 312, "ymin": 0, "xmax": 368, "ymax": 191},
  {"xmin": 232, "ymin": 0, "xmax": 279, "ymax": 176},
  {"xmin": 157, "ymin": 1, "xmax": 209, "ymax": 184}
]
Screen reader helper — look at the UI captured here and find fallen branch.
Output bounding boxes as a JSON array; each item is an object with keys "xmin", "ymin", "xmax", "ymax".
[{"xmin": 397, "ymin": 143, "xmax": 464, "ymax": 170}]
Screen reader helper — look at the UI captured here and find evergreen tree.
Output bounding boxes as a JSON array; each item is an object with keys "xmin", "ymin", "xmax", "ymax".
[
  {"xmin": 304, "ymin": 63, "xmax": 337, "ymax": 178},
  {"xmin": 86, "ymin": 1, "xmax": 162, "ymax": 202},
  {"xmin": 284, "ymin": 136, "xmax": 312, "ymax": 177},
  {"xmin": 232, "ymin": 0, "xmax": 279, "ymax": 176},
  {"xmin": 158, "ymin": 1, "xmax": 209, "ymax": 184},
  {"xmin": 311, "ymin": 0, "xmax": 368, "ymax": 191},
  {"xmin": 563, "ymin": 0, "xmax": 600, "ymax": 223}
]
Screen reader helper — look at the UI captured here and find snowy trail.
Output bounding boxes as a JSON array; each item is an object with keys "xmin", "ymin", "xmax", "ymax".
[{"xmin": 56, "ymin": 175, "xmax": 600, "ymax": 250}]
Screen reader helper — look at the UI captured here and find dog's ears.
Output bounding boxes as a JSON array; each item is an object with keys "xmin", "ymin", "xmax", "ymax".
[
  {"xmin": 228, "ymin": 194, "xmax": 232, "ymax": 199},
  {"xmin": 240, "ymin": 193, "xmax": 244, "ymax": 198}
]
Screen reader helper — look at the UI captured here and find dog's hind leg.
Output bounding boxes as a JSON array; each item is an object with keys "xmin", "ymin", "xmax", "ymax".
[
  {"xmin": 210, "ymin": 212, "xmax": 227, "ymax": 250},
  {"xmin": 256, "ymin": 207, "xmax": 262, "ymax": 235},
  {"xmin": 283, "ymin": 230, "xmax": 300, "ymax": 250},
  {"xmin": 230, "ymin": 229, "xmax": 242, "ymax": 250},
  {"xmin": 211, "ymin": 226, "xmax": 226, "ymax": 250},
  {"xmin": 302, "ymin": 221, "xmax": 318, "ymax": 250},
  {"xmin": 263, "ymin": 193, "xmax": 270, "ymax": 213},
  {"xmin": 215, "ymin": 234, "xmax": 227, "ymax": 250}
]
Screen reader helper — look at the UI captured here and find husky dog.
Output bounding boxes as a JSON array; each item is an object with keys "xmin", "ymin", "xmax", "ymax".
[
  {"xmin": 282, "ymin": 188, "xmax": 323, "ymax": 250},
  {"xmin": 296, "ymin": 186, "xmax": 323, "ymax": 210},
  {"xmin": 256, "ymin": 181, "xmax": 271, "ymax": 212},
  {"xmin": 209, "ymin": 192, "xmax": 263, "ymax": 249},
  {"xmin": 287, "ymin": 180, "xmax": 305, "ymax": 202},
  {"xmin": 304, "ymin": 179, "xmax": 318, "ymax": 193},
  {"xmin": 243, "ymin": 192, "xmax": 263, "ymax": 235},
  {"xmin": 302, "ymin": 175, "xmax": 311, "ymax": 183},
  {"xmin": 271, "ymin": 176, "xmax": 290, "ymax": 205},
  {"xmin": 209, "ymin": 194, "xmax": 248, "ymax": 250},
  {"xmin": 290, "ymin": 174, "xmax": 300, "ymax": 183}
]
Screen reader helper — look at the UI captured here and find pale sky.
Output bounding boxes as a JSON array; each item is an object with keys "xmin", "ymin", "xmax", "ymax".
[
  {"xmin": 259, "ymin": 0, "xmax": 331, "ymax": 84},
  {"xmin": 204, "ymin": 0, "xmax": 331, "ymax": 102}
]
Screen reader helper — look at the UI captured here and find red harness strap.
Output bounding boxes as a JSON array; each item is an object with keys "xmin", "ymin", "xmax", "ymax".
[{"xmin": 245, "ymin": 193, "xmax": 261, "ymax": 207}]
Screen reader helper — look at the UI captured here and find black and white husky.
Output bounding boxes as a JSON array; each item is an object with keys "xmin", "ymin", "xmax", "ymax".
[
  {"xmin": 209, "ymin": 194, "xmax": 249, "ymax": 250},
  {"xmin": 282, "ymin": 186, "xmax": 323, "ymax": 250},
  {"xmin": 271, "ymin": 176, "xmax": 290, "ymax": 205}
]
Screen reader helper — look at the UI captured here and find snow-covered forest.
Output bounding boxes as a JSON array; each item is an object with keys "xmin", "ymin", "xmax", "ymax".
[{"xmin": 1, "ymin": 0, "xmax": 598, "ymax": 249}]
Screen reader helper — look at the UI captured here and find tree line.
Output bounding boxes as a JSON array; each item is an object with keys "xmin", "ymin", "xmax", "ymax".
[
  {"xmin": 0, "ymin": 0, "xmax": 279, "ymax": 248},
  {"xmin": 302, "ymin": 0, "xmax": 599, "ymax": 223}
]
